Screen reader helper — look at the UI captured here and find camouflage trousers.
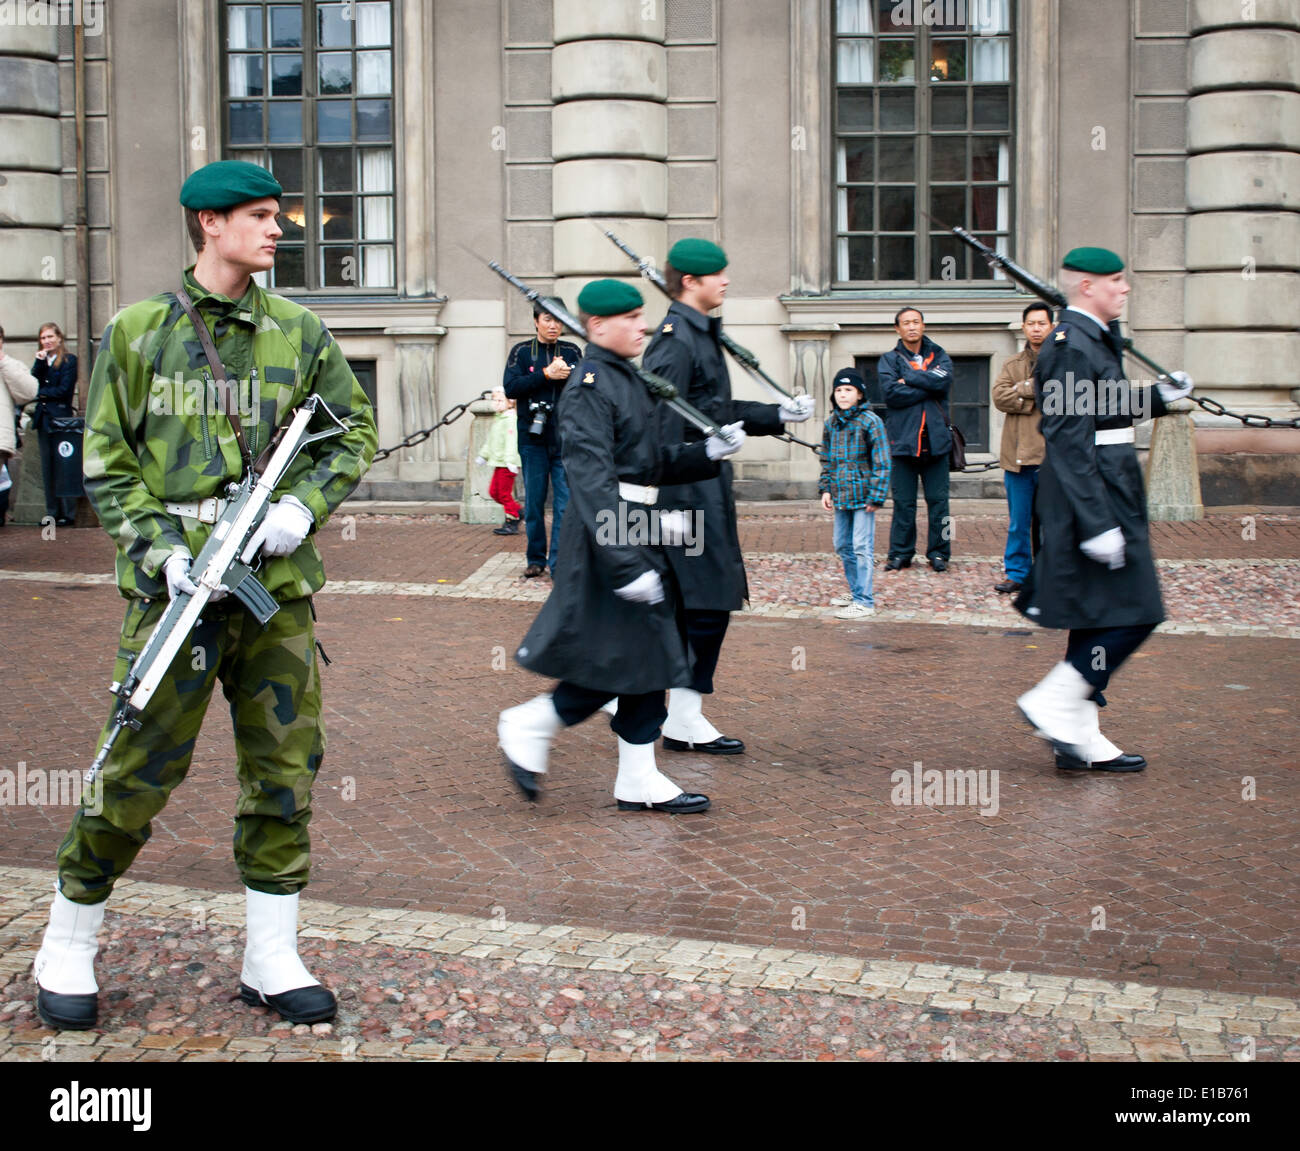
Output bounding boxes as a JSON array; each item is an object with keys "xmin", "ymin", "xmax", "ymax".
[{"xmin": 56, "ymin": 596, "xmax": 324, "ymax": 905}]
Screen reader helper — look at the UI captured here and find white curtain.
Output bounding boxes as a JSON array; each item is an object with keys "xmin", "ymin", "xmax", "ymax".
[
  {"xmin": 971, "ymin": 38, "xmax": 1009, "ymax": 81},
  {"xmin": 836, "ymin": 237, "xmax": 850, "ymax": 282},
  {"xmin": 227, "ymin": 6, "xmax": 254, "ymax": 95},
  {"xmin": 974, "ymin": 0, "xmax": 1010, "ymax": 35},
  {"xmin": 357, "ymin": 50, "xmax": 391, "ymax": 95},
  {"xmin": 359, "ymin": 149, "xmax": 393, "ymax": 287},
  {"xmin": 362, "ymin": 247, "xmax": 394, "ymax": 289},
  {"xmin": 356, "ymin": 2, "xmax": 391, "ymax": 46},
  {"xmin": 837, "ymin": 39, "xmax": 874, "ymax": 83},
  {"xmin": 359, "ymin": 148, "xmax": 392, "ymax": 193},
  {"xmin": 836, "ymin": 0, "xmax": 874, "ymax": 34}
]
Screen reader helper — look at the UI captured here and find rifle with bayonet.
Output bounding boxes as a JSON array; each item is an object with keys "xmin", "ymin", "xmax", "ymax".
[
  {"xmin": 469, "ymin": 248, "xmax": 739, "ymax": 445},
  {"xmin": 83, "ymin": 395, "xmax": 350, "ymax": 787}
]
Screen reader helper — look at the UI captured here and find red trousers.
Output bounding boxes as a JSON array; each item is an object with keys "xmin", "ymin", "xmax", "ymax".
[{"xmin": 489, "ymin": 467, "xmax": 522, "ymax": 518}]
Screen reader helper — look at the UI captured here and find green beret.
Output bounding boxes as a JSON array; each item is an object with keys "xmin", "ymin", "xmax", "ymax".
[
  {"xmin": 1062, "ymin": 247, "xmax": 1124, "ymax": 275},
  {"xmin": 577, "ymin": 279, "xmax": 643, "ymax": 317},
  {"xmin": 667, "ymin": 238, "xmax": 728, "ymax": 276},
  {"xmin": 180, "ymin": 160, "xmax": 283, "ymax": 210}
]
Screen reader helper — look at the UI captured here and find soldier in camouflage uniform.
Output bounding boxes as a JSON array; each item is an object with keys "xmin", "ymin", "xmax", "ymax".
[{"xmin": 33, "ymin": 161, "xmax": 376, "ymax": 1031}]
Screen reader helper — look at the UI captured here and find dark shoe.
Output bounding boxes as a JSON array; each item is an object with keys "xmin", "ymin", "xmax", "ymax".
[
  {"xmin": 929, "ymin": 556, "xmax": 948, "ymax": 572},
  {"xmin": 492, "ymin": 517, "xmax": 520, "ymax": 536},
  {"xmin": 523, "ymin": 563, "xmax": 545, "ymax": 578},
  {"xmin": 37, "ymin": 988, "xmax": 98, "ymax": 1031},
  {"xmin": 617, "ymin": 792, "xmax": 711, "ymax": 814},
  {"xmin": 505, "ymin": 757, "xmax": 542, "ymax": 801},
  {"xmin": 238, "ymin": 982, "xmax": 337, "ymax": 1023},
  {"xmin": 994, "ymin": 578, "xmax": 1022, "ymax": 594},
  {"xmin": 884, "ymin": 556, "xmax": 912, "ymax": 571},
  {"xmin": 662, "ymin": 735, "xmax": 745, "ymax": 755},
  {"xmin": 1055, "ymin": 749, "xmax": 1147, "ymax": 773}
]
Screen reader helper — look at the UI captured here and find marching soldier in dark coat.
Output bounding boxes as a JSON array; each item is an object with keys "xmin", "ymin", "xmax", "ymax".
[
  {"xmin": 640, "ymin": 238, "xmax": 814, "ymax": 753},
  {"xmin": 497, "ymin": 280, "xmax": 747, "ymax": 813},
  {"xmin": 1015, "ymin": 247, "xmax": 1192, "ymax": 771}
]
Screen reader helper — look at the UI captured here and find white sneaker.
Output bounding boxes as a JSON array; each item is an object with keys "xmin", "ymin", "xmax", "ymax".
[
  {"xmin": 834, "ymin": 602, "xmax": 875, "ymax": 619},
  {"xmin": 830, "ymin": 595, "xmax": 854, "ymax": 607}
]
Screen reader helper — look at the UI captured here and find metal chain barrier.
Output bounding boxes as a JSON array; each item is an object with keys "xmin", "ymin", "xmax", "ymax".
[
  {"xmin": 1187, "ymin": 393, "xmax": 1300, "ymax": 429},
  {"xmin": 370, "ymin": 390, "xmax": 492, "ymax": 463}
]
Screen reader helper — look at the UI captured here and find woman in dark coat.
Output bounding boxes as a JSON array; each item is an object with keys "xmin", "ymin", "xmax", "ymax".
[
  {"xmin": 32, "ymin": 320, "xmax": 78, "ymax": 524},
  {"xmin": 1014, "ymin": 248, "xmax": 1192, "ymax": 772},
  {"xmin": 497, "ymin": 280, "xmax": 745, "ymax": 814}
]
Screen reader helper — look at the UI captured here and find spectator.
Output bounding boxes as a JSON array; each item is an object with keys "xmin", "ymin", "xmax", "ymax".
[
  {"xmin": 476, "ymin": 387, "xmax": 522, "ymax": 535},
  {"xmin": 1, "ymin": 323, "xmax": 39, "ymax": 461},
  {"xmin": 32, "ymin": 320, "xmax": 78, "ymax": 525}
]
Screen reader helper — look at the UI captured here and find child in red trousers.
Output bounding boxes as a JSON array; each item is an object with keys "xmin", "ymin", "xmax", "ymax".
[{"xmin": 478, "ymin": 387, "xmax": 523, "ymax": 534}]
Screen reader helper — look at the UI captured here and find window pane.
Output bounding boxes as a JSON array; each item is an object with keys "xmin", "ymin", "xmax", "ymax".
[
  {"xmin": 839, "ymin": 139, "xmax": 872, "ymax": 182},
  {"xmin": 878, "ymin": 0, "xmax": 912, "ymax": 28},
  {"xmin": 878, "ymin": 235, "xmax": 914, "ymax": 280},
  {"xmin": 879, "ymin": 186, "xmax": 914, "ymax": 230},
  {"xmin": 228, "ymin": 101, "xmax": 263, "ymax": 145},
  {"xmin": 930, "ymin": 234, "xmax": 964, "ymax": 281},
  {"xmin": 356, "ymin": 3, "xmax": 392, "ymax": 46},
  {"xmin": 228, "ymin": 55, "xmax": 264, "ymax": 98},
  {"xmin": 840, "ymin": 236, "xmax": 873, "ymax": 280},
  {"xmin": 274, "ymin": 245, "xmax": 305, "ymax": 288},
  {"xmin": 837, "ymin": 90, "xmax": 873, "ymax": 130},
  {"xmin": 972, "ymin": 234, "xmax": 1007, "ymax": 279},
  {"xmin": 270, "ymin": 54, "xmax": 302, "ymax": 96},
  {"xmin": 320, "ymin": 148, "xmax": 353, "ymax": 191},
  {"xmin": 930, "ymin": 136, "xmax": 965, "ymax": 181},
  {"xmin": 227, "ymin": 5, "xmax": 264, "ymax": 51},
  {"xmin": 318, "ymin": 3, "xmax": 352, "ymax": 47},
  {"xmin": 271, "ymin": 148, "xmax": 302, "ymax": 194},
  {"xmin": 841, "ymin": 187, "xmax": 873, "ymax": 231},
  {"xmin": 972, "ymin": 38, "xmax": 1010, "ymax": 81},
  {"xmin": 362, "ymin": 245, "xmax": 395, "ymax": 287},
  {"xmin": 360, "ymin": 196, "xmax": 393, "ymax": 240},
  {"xmin": 972, "ymin": 186, "xmax": 1006, "ymax": 231},
  {"xmin": 318, "ymin": 101, "xmax": 352, "ymax": 142},
  {"xmin": 322, "ymin": 196, "xmax": 355, "ymax": 240},
  {"xmin": 930, "ymin": 185, "xmax": 965, "ymax": 225},
  {"xmin": 878, "ymin": 89, "xmax": 914, "ymax": 130},
  {"xmin": 357, "ymin": 50, "xmax": 392, "ymax": 95},
  {"xmin": 836, "ymin": 0, "xmax": 874, "ymax": 34},
  {"xmin": 931, "ymin": 40, "xmax": 966, "ymax": 81},
  {"xmin": 878, "ymin": 40, "xmax": 915, "ymax": 83},
  {"xmin": 973, "ymin": 86, "xmax": 1010, "ymax": 129},
  {"xmin": 278, "ymin": 196, "xmax": 306, "ymax": 240},
  {"xmin": 318, "ymin": 52, "xmax": 353, "ymax": 95},
  {"xmin": 878, "ymin": 137, "xmax": 914, "ymax": 181},
  {"xmin": 356, "ymin": 99, "xmax": 392, "ymax": 141},
  {"xmin": 837, "ymin": 39, "xmax": 874, "ymax": 84},
  {"xmin": 931, "ymin": 87, "xmax": 965, "ymax": 129},
  {"xmin": 268, "ymin": 101, "xmax": 302, "ymax": 143},
  {"xmin": 971, "ymin": 136, "xmax": 1004, "ymax": 180},
  {"xmin": 359, "ymin": 148, "xmax": 393, "ymax": 192},
  {"xmin": 269, "ymin": 5, "xmax": 301, "ymax": 48},
  {"xmin": 323, "ymin": 246, "xmax": 355, "ymax": 286}
]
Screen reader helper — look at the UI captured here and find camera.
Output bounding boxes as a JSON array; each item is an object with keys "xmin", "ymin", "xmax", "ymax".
[{"xmin": 528, "ymin": 399, "xmax": 554, "ymax": 437}]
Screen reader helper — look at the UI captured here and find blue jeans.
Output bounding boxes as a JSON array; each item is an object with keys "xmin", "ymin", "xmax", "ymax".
[
  {"xmin": 833, "ymin": 507, "xmax": 877, "ymax": 606},
  {"xmin": 1002, "ymin": 466, "xmax": 1039, "ymax": 583},
  {"xmin": 519, "ymin": 440, "xmax": 568, "ymax": 570}
]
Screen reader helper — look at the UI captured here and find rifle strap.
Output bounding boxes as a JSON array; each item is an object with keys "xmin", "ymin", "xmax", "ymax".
[{"xmin": 175, "ymin": 288, "xmax": 254, "ymax": 474}]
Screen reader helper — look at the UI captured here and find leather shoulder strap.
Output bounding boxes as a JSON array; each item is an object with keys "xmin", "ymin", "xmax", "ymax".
[{"xmin": 175, "ymin": 287, "xmax": 253, "ymax": 473}]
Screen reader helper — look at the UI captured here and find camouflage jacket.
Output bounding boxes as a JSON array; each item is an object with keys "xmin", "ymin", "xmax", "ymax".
[{"xmin": 84, "ymin": 268, "xmax": 377, "ymax": 601}]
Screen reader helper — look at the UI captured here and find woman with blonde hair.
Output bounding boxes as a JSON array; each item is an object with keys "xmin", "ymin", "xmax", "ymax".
[{"xmin": 32, "ymin": 320, "xmax": 78, "ymax": 524}]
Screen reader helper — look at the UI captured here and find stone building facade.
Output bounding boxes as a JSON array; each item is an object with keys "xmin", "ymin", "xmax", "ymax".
[{"xmin": 1, "ymin": 0, "xmax": 1296, "ymax": 508}]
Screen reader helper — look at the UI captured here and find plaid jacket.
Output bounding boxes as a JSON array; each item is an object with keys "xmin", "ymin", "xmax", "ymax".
[{"xmin": 818, "ymin": 403, "xmax": 891, "ymax": 510}]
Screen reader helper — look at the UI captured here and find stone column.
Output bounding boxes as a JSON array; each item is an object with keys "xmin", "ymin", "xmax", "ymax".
[
  {"xmin": 551, "ymin": 0, "xmax": 667, "ymax": 302},
  {"xmin": 1185, "ymin": 1, "xmax": 1300, "ymax": 425}
]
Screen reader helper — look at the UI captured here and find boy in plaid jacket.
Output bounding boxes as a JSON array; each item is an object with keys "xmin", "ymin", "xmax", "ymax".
[{"xmin": 819, "ymin": 368, "xmax": 891, "ymax": 619}]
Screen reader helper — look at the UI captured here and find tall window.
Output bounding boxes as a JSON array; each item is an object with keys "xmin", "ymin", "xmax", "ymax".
[
  {"xmin": 834, "ymin": 0, "xmax": 1013, "ymax": 285},
  {"xmin": 223, "ymin": 1, "xmax": 396, "ymax": 291}
]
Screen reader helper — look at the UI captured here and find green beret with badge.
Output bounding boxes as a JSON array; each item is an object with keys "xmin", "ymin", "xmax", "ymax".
[
  {"xmin": 1062, "ymin": 247, "xmax": 1124, "ymax": 274},
  {"xmin": 577, "ymin": 279, "xmax": 643, "ymax": 317},
  {"xmin": 667, "ymin": 238, "xmax": 728, "ymax": 276},
  {"xmin": 180, "ymin": 160, "xmax": 283, "ymax": 210}
]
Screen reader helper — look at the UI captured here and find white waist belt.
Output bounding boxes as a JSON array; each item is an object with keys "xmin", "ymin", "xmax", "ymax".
[
  {"xmin": 164, "ymin": 497, "xmax": 228, "ymax": 524},
  {"xmin": 1094, "ymin": 428, "xmax": 1135, "ymax": 445},
  {"xmin": 618, "ymin": 482, "xmax": 659, "ymax": 505}
]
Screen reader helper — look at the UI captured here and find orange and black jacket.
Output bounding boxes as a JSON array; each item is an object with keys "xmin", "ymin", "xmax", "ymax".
[{"xmin": 878, "ymin": 336, "xmax": 954, "ymax": 460}]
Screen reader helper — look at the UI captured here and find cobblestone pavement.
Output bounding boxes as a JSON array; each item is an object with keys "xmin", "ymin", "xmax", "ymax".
[{"xmin": 0, "ymin": 507, "xmax": 1296, "ymax": 1063}]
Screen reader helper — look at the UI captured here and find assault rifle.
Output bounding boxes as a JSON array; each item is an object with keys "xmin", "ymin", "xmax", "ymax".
[
  {"xmin": 470, "ymin": 248, "xmax": 739, "ymax": 445},
  {"xmin": 84, "ymin": 395, "xmax": 350, "ymax": 786}
]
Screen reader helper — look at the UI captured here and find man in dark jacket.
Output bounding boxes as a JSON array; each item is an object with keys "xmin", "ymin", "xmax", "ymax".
[
  {"xmin": 878, "ymin": 307, "xmax": 954, "ymax": 572},
  {"xmin": 502, "ymin": 301, "xmax": 582, "ymax": 577},
  {"xmin": 641, "ymin": 238, "xmax": 814, "ymax": 753},
  {"xmin": 1015, "ymin": 247, "xmax": 1193, "ymax": 772},
  {"xmin": 497, "ymin": 280, "xmax": 747, "ymax": 814}
]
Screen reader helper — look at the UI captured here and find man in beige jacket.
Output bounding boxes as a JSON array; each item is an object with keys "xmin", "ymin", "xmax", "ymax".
[
  {"xmin": 0, "ymin": 325, "xmax": 39, "ymax": 526},
  {"xmin": 991, "ymin": 303, "xmax": 1053, "ymax": 594}
]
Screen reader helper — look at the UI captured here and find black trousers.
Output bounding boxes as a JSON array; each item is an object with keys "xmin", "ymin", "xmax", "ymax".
[
  {"xmin": 1065, "ymin": 624, "xmax": 1158, "ymax": 700},
  {"xmin": 888, "ymin": 453, "xmax": 950, "ymax": 562},
  {"xmin": 683, "ymin": 608, "xmax": 730, "ymax": 695},
  {"xmin": 552, "ymin": 682, "xmax": 666, "ymax": 745}
]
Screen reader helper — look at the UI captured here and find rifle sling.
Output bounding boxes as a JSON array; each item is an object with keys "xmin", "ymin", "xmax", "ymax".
[{"xmin": 175, "ymin": 287, "xmax": 255, "ymax": 474}]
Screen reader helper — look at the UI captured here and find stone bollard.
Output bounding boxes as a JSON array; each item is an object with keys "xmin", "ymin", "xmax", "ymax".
[
  {"xmin": 1147, "ymin": 410, "xmax": 1204, "ymax": 521},
  {"xmin": 461, "ymin": 398, "xmax": 509, "ymax": 525}
]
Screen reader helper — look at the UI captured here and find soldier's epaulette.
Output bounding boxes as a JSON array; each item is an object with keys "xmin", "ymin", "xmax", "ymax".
[
  {"xmin": 580, "ymin": 370, "xmax": 596, "ymax": 385},
  {"xmin": 1054, "ymin": 325, "xmax": 1069, "ymax": 343},
  {"xmin": 659, "ymin": 322, "xmax": 675, "ymax": 336}
]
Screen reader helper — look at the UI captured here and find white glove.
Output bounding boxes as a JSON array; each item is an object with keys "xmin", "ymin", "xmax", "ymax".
[
  {"xmin": 778, "ymin": 394, "xmax": 815, "ymax": 422},
  {"xmin": 613, "ymin": 570, "xmax": 664, "ymax": 605},
  {"xmin": 705, "ymin": 421, "xmax": 747, "ymax": 461},
  {"xmin": 658, "ymin": 509, "xmax": 691, "ymax": 546},
  {"xmin": 474, "ymin": 456, "xmax": 487, "ymax": 467},
  {"xmin": 241, "ymin": 495, "xmax": 314, "ymax": 562},
  {"xmin": 1080, "ymin": 527, "xmax": 1126, "ymax": 570},
  {"xmin": 1156, "ymin": 370, "xmax": 1193, "ymax": 405},
  {"xmin": 163, "ymin": 553, "xmax": 199, "ymax": 599}
]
